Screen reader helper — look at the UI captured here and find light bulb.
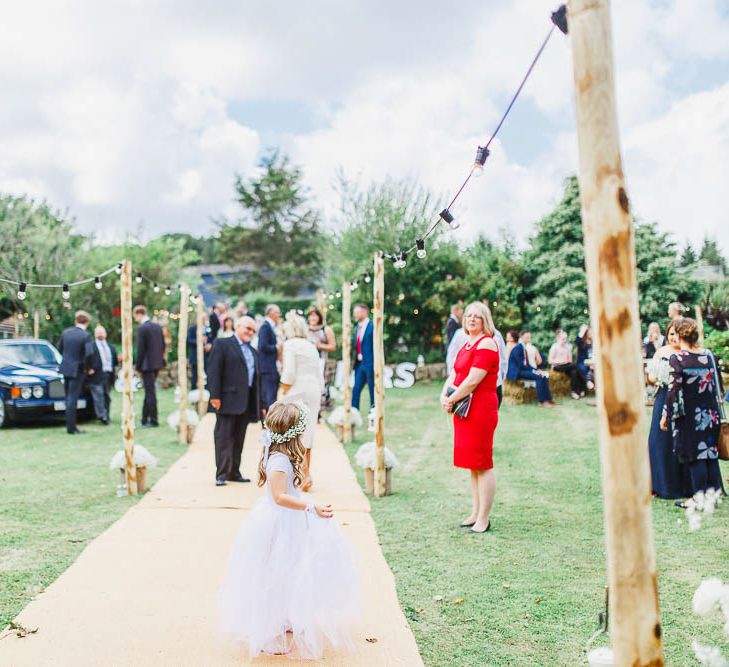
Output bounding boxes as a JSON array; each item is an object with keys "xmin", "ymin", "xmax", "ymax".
[
  {"xmin": 416, "ymin": 240, "xmax": 426, "ymax": 259},
  {"xmin": 153, "ymin": 283, "xmax": 160, "ymax": 293},
  {"xmin": 472, "ymin": 164, "xmax": 484, "ymax": 178},
  {"xmin": 94, "ymin": 276, "xmax": 103, "ymax": 290},
  {"xmin": 135, "ymin": 273, "xmax": 143, "ymax": 284},
  {"xmin": 449, "ymin": 220, "xmax": 462, "ymax": 231},
  {"xmin": 115, "ymin": 263, "xmax": 122, "ymax": 275},
  {"xmin": 45, "ymin": 314, "xmax": 51, "ymax": 320},
  {"xmin": 62, "ymin": 284, "xmax": 70, "ymax": 300},
  {"xmin": 351, "ymin": 280, "xmax": 359, "ymax": 290},
  {"xmin": 17, "ymin": 282, "xmax": 27, "ymax": 300},
  {"xmin": 165, "ymin": 286, "xmax": 171, "ymax": 296},
  {"xmin": 473, "ymin": 146, "xmax": 489, "ymax": 178},
  {"xmin": 335, "ymin": 291, "xmax": 341, "ymax": 298},
  {"xmin": 439, "ymin": 208, "xmax": 459, "ymax": 231},
  {"xmin": 364, "ymin": 273, "xmax": 371, "ymax": 284}
]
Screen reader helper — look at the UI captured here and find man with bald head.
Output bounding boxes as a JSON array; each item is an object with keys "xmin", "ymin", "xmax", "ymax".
[{"xmin": 207, "ymin": 316, "xmax": 262, "ymax": 486}]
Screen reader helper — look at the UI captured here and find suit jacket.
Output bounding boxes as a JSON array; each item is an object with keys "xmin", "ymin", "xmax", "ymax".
[
  {"xmin": 207, "ymin": 336, "xmax": 261, "ymax": 418},
  {"xmin": 209, "ymin": 310, "xmax": 221, "ymax": 340},
  {"xmin": 58, "ymin": 326, "xmax": 94, "ymax": 378},
  {"xmin": 506, "ymin": 342, "xmax": 531, "ymax": 381},
  {"xmin": 352, "ymin": 320, "xmax": 374, "ymax": 369},
  {"xmin": 88, "ymin": 339, "xmax": 118, "ymax": 384},
  {"xmin": 136, "ymin": 319, "xmax": 165, "ymax": 372},
  {"xmin": 445, "ymin": 316, "xmax": 459, "ymax": 348},
  {"xmin": 257, "ymin": 320, "xmax": 279, "ymax": 375}
]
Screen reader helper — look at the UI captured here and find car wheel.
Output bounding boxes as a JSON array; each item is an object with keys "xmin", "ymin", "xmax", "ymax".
[{"xmin": 0, "ymin": 396, "xmax": 7, "ymax": 428}]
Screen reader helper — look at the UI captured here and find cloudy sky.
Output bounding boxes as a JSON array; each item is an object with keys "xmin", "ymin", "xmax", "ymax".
[{"xmin": 1, "ymin": 0, "xmax": 727, "ymax": 253}]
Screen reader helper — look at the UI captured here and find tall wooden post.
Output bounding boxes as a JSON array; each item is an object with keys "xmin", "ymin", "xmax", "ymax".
[
  {"xmin": 372, "ymin": 253, "xmax": 387, "ymax": 497},
  {"xmin": 120, "ymin": 260, "xmax": 138, "ymax": 496},
  {"xmin": 33, "ymin": 311, "xmax": 39, "ymax": 338},
  {"xmin": 196, "ymin": 296, "xmax": 206, "ymax": 416},
  {"xmin": 316, "ymin": 288, "xmax": 327, "ymax": 324},
  {"xmin": 341, "ymin": 282, "xmax": 353, "ymax": 443},
  {"xmin": 177, "ymin": 285, "xmax": 190, "ymax": 444},
  {"xmin": 569, "ymin": 1, "xmax": 664, "ymax": 664}
]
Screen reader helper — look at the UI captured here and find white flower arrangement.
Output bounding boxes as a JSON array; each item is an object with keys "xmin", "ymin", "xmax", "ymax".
[
  {"xmin": 188, "ymin": 388, "xmax": 210, "ymax": 403},
  {"xmin": 166, "ymin": 409, "xmax": 200, "ymax": 429},
  {"xmin": 327, "ymin": 406, "xmax": 363, "ymax": 427},
  {"xmin": 354, "ymin": 441, "xmax": 399, "ymax": 470},
  {"xmin": 114, "ymin": 376, "xmax": 142, "ymax": 393},
  {"xmin": 109, "ymin": 444, "xmax": 157, "ymax": 470},
  {"xmin": 684, "ymin": 488, "xmax": 723, "ymax": 532}
]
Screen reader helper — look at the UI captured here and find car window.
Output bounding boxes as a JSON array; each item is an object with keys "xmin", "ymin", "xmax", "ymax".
[{"xmin": 0, "ymin": 343, "xmax": 60, "ymax": 366}]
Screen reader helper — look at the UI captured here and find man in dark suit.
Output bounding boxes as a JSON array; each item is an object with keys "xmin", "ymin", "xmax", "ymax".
[
  {"xmin": 207, "ymin": 316, "xmax": 262, "ymax": 486},
  {"xmin": 257, "ymin": 303, "xmax": 281, "ymax": 411},
  {"xmin": 506, "ymin": 330, "xmax": 554, "ymax": 407},
  {"xmin": 134, "ymin": 305, "xmax": 166, "ymax": 427},
  {"xmin": 351, "ymin": 303, "xmax": 375, "ymax": 413},
  {"xmin": 87, "ymin": 324, "xmax": 117, "ymax": 424},
  {"xmin": 445, "ymin": 304, "xmax": 463, "ymax": 351},
  {"xmin": 58, "ymin": 310, "xmax": 94, "ymax": 434}
]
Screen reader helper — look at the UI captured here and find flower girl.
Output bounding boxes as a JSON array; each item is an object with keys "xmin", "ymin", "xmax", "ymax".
[{"xmin": 218, "ymin": 401, "xmax": 361, "ymax": 660}]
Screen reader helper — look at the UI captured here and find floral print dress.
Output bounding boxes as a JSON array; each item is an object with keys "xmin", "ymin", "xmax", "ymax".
[{"xmin": 664, "ymin": 349, "xmax": 725, "ymax": 495}]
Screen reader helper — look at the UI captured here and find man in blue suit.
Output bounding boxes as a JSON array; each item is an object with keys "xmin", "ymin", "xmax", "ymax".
[
  {"xmin": 257, "ymin": 304, "xmax": 281, "ymax": 411},
  {"xmin": 506, "ymin": 330, "xmax": 554, "ymax": 407},
  {"xmin": 351, "ymin": 303, "xmax": 375, "ymax": 413},
  {"xmin": 58, "ymin": 310, "xmax": 94, "ymax": 434}
]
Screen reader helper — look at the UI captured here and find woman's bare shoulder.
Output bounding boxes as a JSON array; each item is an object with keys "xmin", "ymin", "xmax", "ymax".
[{"xmin": 477, "ymin": 337, "xmax": 498, "ymax": 351}]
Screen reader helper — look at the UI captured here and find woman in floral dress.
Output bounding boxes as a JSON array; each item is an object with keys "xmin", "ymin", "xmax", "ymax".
[{"xmin": 661, "ymin": 318, "xmax": 725, "ymax": 500}]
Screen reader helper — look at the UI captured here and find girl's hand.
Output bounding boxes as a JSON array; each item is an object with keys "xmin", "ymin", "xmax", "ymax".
[
  {"xmin": 659, "ymin": 415, "xmax": 668, "ymax": 431},
  {"xmin": 440, "ymin": 394, "xmax": 452, "ymax": 412},
  {"xmin": 315, "ymin": 504, "xmax": 334, "ymax": 519}
]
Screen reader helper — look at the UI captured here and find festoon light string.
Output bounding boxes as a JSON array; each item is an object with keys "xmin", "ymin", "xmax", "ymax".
[{"xmin": 330, "ymin": 4, "xmax": 568, "ymax": 300}]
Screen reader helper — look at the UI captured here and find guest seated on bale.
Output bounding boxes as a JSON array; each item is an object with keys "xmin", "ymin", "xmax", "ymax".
[
  {"xmin": 505, "ymin": 330, "xmax": 519, "ymax": 358},
  {"xmin": 575, "ymin": 324, "xmax": 595, "ymax": 393},
  {"xmin": 506, "ymin": 330, "xmax": 554, "ymax": 407},
  {"xmin": 548, "ymin": 329, "xmax": 583, "ymax": 400}
]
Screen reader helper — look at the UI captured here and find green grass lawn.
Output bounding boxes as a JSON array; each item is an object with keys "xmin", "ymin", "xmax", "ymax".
[
  {"xmin": 342, "ymin": 382, "xmax": 729, "ymax": 667},
  {"xmin": 0, "ymin": 386, "xmax": 187, "ymax": 628}
]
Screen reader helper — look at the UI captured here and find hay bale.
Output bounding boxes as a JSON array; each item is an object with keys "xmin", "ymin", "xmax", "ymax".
[
  {"xmin": 502, "ymin": 379, "xmax": 537, "ymax": 405},
  {"xmin": 549, "ymin": 370, "xmax": 572, "ymax": 398},
  {"xmin": 415, "ymin": 366, "xmax": 429, "ymax": 382},
  {"xmin": 428, "ymin": 363, "xmax": 447, "ymax": 380}
]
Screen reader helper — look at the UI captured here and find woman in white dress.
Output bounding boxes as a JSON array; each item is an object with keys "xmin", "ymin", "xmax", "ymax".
[{"xmin": 281, "ymin": 311, "xmax": 325, "ymax": 491}]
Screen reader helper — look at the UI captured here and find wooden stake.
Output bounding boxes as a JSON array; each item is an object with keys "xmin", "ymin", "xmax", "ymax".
[
  {"xmin": 177, "ymin": 285, "xmax": 190, "ymax": 444},
  {"xmin": 120, "ymin": 260, "xmax": 138, "ymax": 496},
  {"xmin": 569, "ymin": 1, "xmax": 663, "ymax": 664},
  {"xmin": 196, "ymin": 295, "xmax": 206, "ymax": 416},
  {"xmin": 33, "ymin": 311, "xmax": 39, "ymax": 338},
  {"xmin": 372, "ymin": 253, "xmax": 387, "ymax": 497},
  {"xmin": 341, "ymin": 281, "xmax": 353, "ymax": 443},
  {"xmin": 695, "ymin": 304, "xmax": 704, "ymax": 346}
]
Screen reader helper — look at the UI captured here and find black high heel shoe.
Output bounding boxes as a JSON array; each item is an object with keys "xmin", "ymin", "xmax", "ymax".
[
  {"xmin": 459, "ymin": 521, "xmax": 476, "ymax": 528},
  {"xmin": 470, "ymin": 521, "xmax": 491, "ymax": 534}
]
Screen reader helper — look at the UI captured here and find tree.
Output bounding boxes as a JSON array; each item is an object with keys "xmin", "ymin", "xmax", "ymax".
[
  {"xmin": 158, "ymin": 233, "xmax": 219, "ymax": 265},
  {"xmin": 699, "ymin": 236, "xmax": 727, "ymax": 274},
  {"xmin": 679, "ymin": 241, "xmax": 697, "ymax": 267},
  {"xmin": 217, "ymin": 151, "xmax": 324, "ymax": 296}
]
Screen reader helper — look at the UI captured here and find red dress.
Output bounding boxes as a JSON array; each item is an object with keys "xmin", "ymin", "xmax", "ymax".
[{"xmin": 452, "ymin": 335, "xmax": 500, "ymax": 470}]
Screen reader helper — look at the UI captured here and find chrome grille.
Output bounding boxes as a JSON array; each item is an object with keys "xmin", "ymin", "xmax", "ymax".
[{"xmin": 48, "ymin": 379, "xmax": 65, "ymax": 399}]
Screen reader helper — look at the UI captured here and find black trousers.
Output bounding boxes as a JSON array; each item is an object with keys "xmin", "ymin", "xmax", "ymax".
[
  {"xmin": 63, "ymin": 375, "xmax": 85, "ymax": 433},
  {"xmin": 214, "ymin": 412, "xmax": 251, "ymax": 481},
  {"xmin": 496, "ymin": 384, "xmax": 503, "ymax": 408},
  {"xmin": 103, "ymin": 371, "xmax": 114, "ymax": 414},
  {"xmin": 141, "ymin": 370, "xmax": 159, "ymax": 425},
  {"xmin": 553, "ymin": 363, "xmax": 584, "ymax": 393}
]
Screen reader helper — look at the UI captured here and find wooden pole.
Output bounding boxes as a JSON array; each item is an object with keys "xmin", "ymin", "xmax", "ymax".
[
  {"xmin": 372, "ymin": 253, "xmax": 387, "ymax": 497},
  {"xmin": 177, "ymin": 285, "xmax": 190, "ymax": 444},
  {"xmin": 120, "ymin": 260, "xmax": 138, "ymax": 496},
  {"xmin": 196, "ymin": 295, "xmax": 206, "ymax": 416},
  {"xmin": 694, "ymin": 304, "xmax": 704, "ymax": 346},
  {"xmin": 341, "ymin": 282, "xmax": 353, "ymax": 443},
  {"xmin": 568, "ymin": 1, "xmax": 663, "ymax": 664},
  {"xmin": 33, "ymin": 311, "xmax": 39, "ymax": 338},
  {"xmin": 316, "ymin": 288, "xmax": 327, "ymax": 324}
]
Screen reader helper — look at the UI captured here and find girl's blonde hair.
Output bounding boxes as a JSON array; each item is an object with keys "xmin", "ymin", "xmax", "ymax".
[
  {"xmin": 282, "ymin": 311, "xmax": 309, "ymax": 340},
  {"xmin": 464, "ymin": 301, "xmax": 495, "ymax": 336},
  {"xmin": 257, "ymin": 402, "xmax": 306, "ymax": 488}
]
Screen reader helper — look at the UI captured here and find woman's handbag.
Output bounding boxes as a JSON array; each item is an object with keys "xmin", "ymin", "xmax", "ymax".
[
  {"xmin": 446, "ymin": 386, "xmax": 472, "ymax": 419},
  {"xmin": 708, "ymin": 351, "xmax": 729, "ymax": 460}
]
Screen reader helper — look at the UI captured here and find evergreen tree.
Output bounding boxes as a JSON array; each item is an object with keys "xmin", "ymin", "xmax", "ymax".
[
  {"xmin": 217, "ymin": 151, "xmax": 324, "ymax": 296},
  {"xmin": 679, "ymin": 241, "xmax": 697, "ymax": 267},
  {"xmin": 699, "ymin": 236, "xmax": 727, "ymax": 273}
]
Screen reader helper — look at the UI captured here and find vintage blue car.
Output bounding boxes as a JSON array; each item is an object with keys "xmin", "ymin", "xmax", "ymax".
[{"xmin": 0, "ymin": 338, "xmax": 93, "ymax": 427}]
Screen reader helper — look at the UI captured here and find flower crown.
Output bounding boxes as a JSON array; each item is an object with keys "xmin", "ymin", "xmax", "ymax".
[{"xmin": 267, "ymin": 403, "xmax": 309, "ymax": 444}]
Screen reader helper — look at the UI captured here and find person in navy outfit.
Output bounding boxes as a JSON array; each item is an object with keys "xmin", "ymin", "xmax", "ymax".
[
  {"xmin": 351, "ymin": 303, "xmax": 375, "ymax": 413},
  {"xmin": 207, "ymin": 316, "xmax": 262, "ymax": 486},
  {"xmin": 58, "ymin": 310, "xmax": 94, "ymax": 434},
  {"xmin": 506, "ymin": 330, "xmax": 554, "ymax": 407},
  {"xmin": 257, "ymin": 304, "xmax": 282, "ymax": 411}
]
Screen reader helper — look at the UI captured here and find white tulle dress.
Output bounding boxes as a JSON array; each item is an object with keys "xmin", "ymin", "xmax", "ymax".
[{"xmin": 217, "ymin": 452, "xmax": 362, "ymax": 660}]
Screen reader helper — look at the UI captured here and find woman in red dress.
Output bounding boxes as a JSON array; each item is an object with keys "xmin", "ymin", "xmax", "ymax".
[{"xmin": 441, "ymin": 302, "xmax": 500, "ymax": 533}]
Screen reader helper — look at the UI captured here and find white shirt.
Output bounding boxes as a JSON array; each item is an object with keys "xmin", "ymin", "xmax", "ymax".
[
  {"xmin": 356, "ymin": 318, "xmax": 370, "ymax": 361},
  {"xmin": 96, "ymin": 339, "xmax": 113, "ymax": 372}
]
